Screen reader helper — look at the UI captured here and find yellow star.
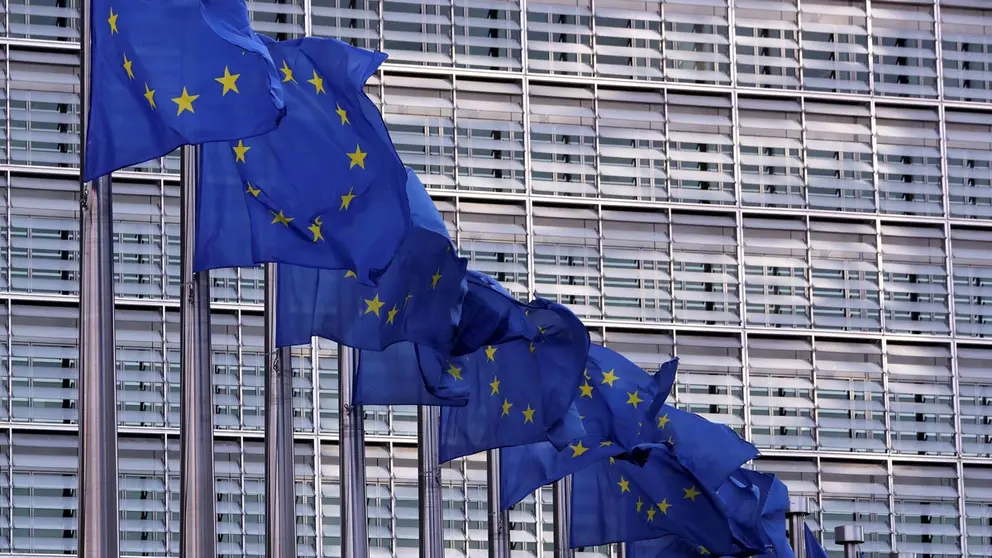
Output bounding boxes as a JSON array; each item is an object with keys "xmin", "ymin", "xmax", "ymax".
[
  {"xmin": 626, "ymin": 390, "xmax": 644, "ymax": 409},
  {"xmin": 522, "ymin": 404, "xmax": 535, "ymax": 423},
  {"xmin": 667, "ymin": 435, "xmax": 675, "ymax": 446},
  {"xmin": 501, "ymin": 399, "xmax": 513, "ymax": 417},
  {"xmin": 308, "ymin": 216, "xmax": 323, "ymax": 242},
  {"xmin": 646, "ymin": 508, "xmax": 656, "ymax": 521},
  {"xmin": 171, "ymin": 87, "xmax": 199, "ymax": 116},
  {"xmin": 335, "ymin": 104, "xmax": 350, "ymax": 125},
  {"xmin": 601, "ymin": 369, "xmax": 619, "ymax": 387},
  {"xmin": 108, "ymin": 8, "xmax": 119, "ymax": 33},
  {"xmin": 485, "ymin": 345, "xmax": 497, "ymax": 362},
  {"xmin": 279, "ymin": 60, "xmax": 296, "ymax": 83},
  {"xmin": 143, "ymin": 83, "xmax": 156, "ymax": 109},
  {"xmin": 657, "ymin": 498, "xmax": 671, "ymax": 514},
  {"xmin": 307, "ymin": 69, "xmax": 325, "ymax": 94},
  {"xmin": 569, "ymin": 441, "xmax": 588, "ymax": 458},
  {"xmin": 340, "ymin": 187, "xmax": 356, "ymax": 210},
  {"xmin": 122, "ymin": 53, "xmax": 134, "ymax": 80},
  {"xmin": 446, "ymin": 363, "xmax": 463, "ymax": 380},
  {"xmin": 599, "ymin": 440, "xmax": 613, "ymax": 447},
  {"xmin": 698, "ymin": 547, "xmax": 711, "ymax": 556},
  {"xmin": 364, "ymin": 294, "xmax": 385, "ymax": 317},
  {"xmin": 578, "ymin": 381, "xmax": 594, "ymax": 398},
  {"xmin": 347, "ymin": 145, "xmax": 367, "ymax": 169},
  {"xmin": 529, "ymin": 342, "xmax": 536, "ymax": 353},
  {"xmin": 270, "ymin": 210, "xmax": 293, "ymax": 226},
  {"xmin": 489, "ymin": 377, "xmax": 500, "ymax": 395},
  {"xmin": 683, "ymin": 485, "xmax": 700, "ymax": 501},
  {"xmin": 344, "ymin": 270, "xmax": 358, "ymax": 279},
  {"xmin": 635, "ymin": 497, "xmax": 644, "ymax": 513},
  {"xmin": 617, "ymin": 477, "xmax": 630, "ymax": 493},
  {"xmin": 215, "ymin": 66, "xmax": 241, "ymax": 95},
  {"xmin": 657, "ymin": 414, "xmax": 670, "ymax": 429},
  {"xmin": 431, "ymin": 269, "xmax": 442, "ymax": 289},
  {"xmin": 404, "ymin": 293, "xmax": 414, "ymax": 308},
  {"xmin": 583, "ymin": 369, "xmax": 590, "ymax": 380},
  {"xmin": 609, "ymin": 457, "xmax": 615, "ymax": 465},
  {"xmin": 386, "ymin": 305, "xmax": 399, "ymax": 324},
  {"xmin": 232, "ymin": 140, "xmax": 250, "ymax": 163},
  {"xmin": 246, "ymin": 182, "xmax": 261, "ymax": 197}
]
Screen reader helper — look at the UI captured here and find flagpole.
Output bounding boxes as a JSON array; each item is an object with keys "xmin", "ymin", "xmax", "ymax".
[
  {"xmin": 339, "ymin": 346, "xmax": 369, "ymax": 558},
  {"xmin": 265, "ymin": 264, "xmax": 297, "ymax": 558},
  {"xmin": 418, "ymin": 406, "xmax": 444, "ymax": 558},
  {"xmin": 787, "ymin": 496, "xmax": 810, "ymax": 558},
  {"xmin": 552, "ymin": 477, "xmax": 572, "ymax": 558},
  {"xmin": 486, "ymin": 449, "xmax": 510, "ymax": 558},
  {"xmin": 178, "ymin": 145, "xmax": 217, "ymax": 558},
  {"xmin": 77, "ymin": 0, "xmax": 120, "ymax": 553}
]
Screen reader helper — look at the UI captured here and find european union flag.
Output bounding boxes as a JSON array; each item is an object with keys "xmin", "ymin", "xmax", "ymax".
[
  {"xmin": 196, "ymin": 36, "xmax": 409, "ymax": 284},
  {"xmin": 86, "ymin": 0, "xmax": 285, "ymax": 181},
  {"xmin": 353, "ymin": 271, "xmax": 544, "ymax": 407},
  {"xmin": 499, "ymin": 350, "xmax": 679, "ymax": 510},
  {"xmin": 436, "ymin": 296, "xmax": 590, "ymax": 462},
  {"xmin": 805, "ymin": 525, "xmax": 827, "ymax": 558},
  {"xmin": 571, "ymin": 445, "xmax": 756, "ymax": 555},
  {"xmin": 719, "ymin": 469, "xmax": 794, "ymax": 557},
  {"xmin": 275, "ymin": 169, "xmax": 467, "ymax": 351},
  {"xmin": 628, "ymin": 470, "xmax": 794, "ymax": 558},
  {"xmin": 652, "ymin": 404, "xmax": 760, "ymax": 491}
]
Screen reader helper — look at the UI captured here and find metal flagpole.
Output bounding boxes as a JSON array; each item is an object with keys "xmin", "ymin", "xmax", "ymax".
[
  {"xmin": 787, "ymin": 495, "xmax": 811, "ymax": 558},
  {"xmin": 179, "ymin": 145, "xmax": 217, "ymax": 558},
  {"xmin": 834, "ymin": 525, "xmax": 864, "ymax": 558},
  {"xmin": 77, "ymin": 0, "xmax": 119, "ymax": 553},
  {"xmin": 339, "ymin": 346, "xmax": 369, "ymax": 558},
  {"xmin": 265, "ymin": 264, "xmax": 297, "ymax": 558},
  {"xmin": 418, "ymin": 406, "xmax": 444, "ymax": 558},
  {"xmin": 487, "ymin": 449, "xmax": 510, "ymax": 558},
  {"xmin": 552, "ymin": 476, "xmax": 573, "ymax": 558}
]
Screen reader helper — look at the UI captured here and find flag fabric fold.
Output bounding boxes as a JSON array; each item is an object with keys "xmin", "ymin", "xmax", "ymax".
[
  {"xmin": 499, "ymin": 351, "xmax": 679, "ymax": 510},
  {"xmin": 651, "ymin": 404, "xmax": 760, "ymax": 491},
  {"xmin": 570, "ymin": 444, "xmax": 757, "ymax": 555},
  {"xmin": 719, "ymin": 469, "xmax": 795, "ymax": 558},
  {"xmin": 437, "ymin": 294, "xmax": 590, "ymax": 462},
  {"xmin": 805, "ymin": 524, "xmax": 828, "ymax": 558},
  {"xmin": 353, "ymin": 271, "xmax": 535, "ymax": 407},
  {"xmin": 275, "ymin": 168, "xmax": 467, "ymax": 351},
  {"xmin": 196, "ymin": 36, "xmax": 410, "ymax": 284},
  {"xmin": 87, "ymin": 0, "xmax": 285, "ymax": 181}
]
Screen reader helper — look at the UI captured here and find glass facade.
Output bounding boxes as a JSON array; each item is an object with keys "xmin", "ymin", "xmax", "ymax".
[{"xmin": 0, "ymin": 0, "xmax": 991, "ymax": 557}]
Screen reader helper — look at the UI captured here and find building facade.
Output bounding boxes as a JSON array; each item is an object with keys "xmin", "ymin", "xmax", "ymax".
[{"xmin": 1, "ymin": 0, "xmax": 991, "ymax": 556}]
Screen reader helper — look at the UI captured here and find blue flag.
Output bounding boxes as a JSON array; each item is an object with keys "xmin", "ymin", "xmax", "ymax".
[
  {"xmin": 499, "ymin": 350, "xmax": 679, "ymax": 510},
  {"xmin": 719, "ymin": 469, "xmax": 794, "ymax": 558},
  {"xmin": 353, "ymin": 271, "xmax": 539, "ymax": 407},
  {"xmin": 804, "ymin": 524, "xmax": 828, "ymax": 558},
  {"xmin": 570, "ymin": 445, "xmax": 757, "ymax": 554},
  {"xmin": 437, "ymin": 294, "xmax": 590, "ymax": 462},
  {"xmin": 652, "ymin": 405, "xmax": 760, "ymax": 491},
  {"xmin": 196, "ymin": 36, "xmax": 409, "ymax": 285},
  {"xmin": 86, "ymin": 0, "xmax": 285, "ymax": 181},
  {"xmin": 275, "ymin": 169, "xmax": 467, "ymax": 351}
]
